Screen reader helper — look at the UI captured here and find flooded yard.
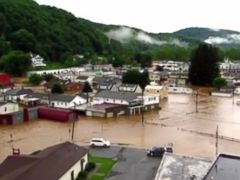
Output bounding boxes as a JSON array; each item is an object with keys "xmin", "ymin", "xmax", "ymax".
[{"xmin": 1, "ymin": 93, "xmax": 240, "ymax": 162}]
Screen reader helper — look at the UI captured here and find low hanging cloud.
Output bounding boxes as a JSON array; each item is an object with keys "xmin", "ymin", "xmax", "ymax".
[
  {"xmin": 205, "ymin": 34, "xmax": 240, "ymax": 44},
  {"xmin": 105, "ymin": 26, "xmax": 188, "ymax": 47}
]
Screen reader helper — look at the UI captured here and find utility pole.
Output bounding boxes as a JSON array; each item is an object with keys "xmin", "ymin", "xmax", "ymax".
[
  {"xmin": 232, "ymin": 86, "xmax": 235, "ymax": 105},
  {"xmin": 141, "ymin": 90, "xmax": 144, "ymax": 125},
  {"xmin": 216, "ymin": 125, "xmax": 219, "ymax": 156},
  {"xmin": 71, "ymin": 119, "xmax": 75, "ymax": 142},
  {"xmin": 195, "ymin": 89, "xmax": 199, "ymax": 113}
]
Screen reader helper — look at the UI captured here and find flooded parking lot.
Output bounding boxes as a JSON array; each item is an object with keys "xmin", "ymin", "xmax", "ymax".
[{"xmin": 1, "ymin": 93, "xmax": 240, "ymax": 162}]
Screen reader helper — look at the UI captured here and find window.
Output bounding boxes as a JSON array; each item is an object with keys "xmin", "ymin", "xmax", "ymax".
[{"xmin": 4, "ymin": 107, "xmax": 7, "ymax": 112}]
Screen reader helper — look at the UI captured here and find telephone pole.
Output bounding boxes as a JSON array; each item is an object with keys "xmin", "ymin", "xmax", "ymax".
[
  {"xmin": 141, "ymin": 90, "xmax": 144, "ymax": 126},
  {"xmin": 232, "ymin": 86, "xmax": 235, "ymax": 105},
  {"xmin": 216, "ymin": 125, "xmax": 219, "ymax": 156},
  {"xmin": 71, "ymin": 119, "xmax": 75, "ymax": 142},
  {"xmin": 195, "ymin": 89, "xmax": 199, "ymax": 113}
]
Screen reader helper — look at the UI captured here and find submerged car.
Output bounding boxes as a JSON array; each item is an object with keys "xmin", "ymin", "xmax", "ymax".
[
  {"xmin": 90, "ymin": 138, "xmax": 111, "ymax": 147},
  {"xmin": 147, "ymin": 146, "xmax": 173, "ymax": 157}
]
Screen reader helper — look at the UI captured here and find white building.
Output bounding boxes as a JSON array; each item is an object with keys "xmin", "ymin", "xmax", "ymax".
[
  {"xmin": 0, "ymin": 102, "xmax": 19, "ymax": 114},
  {"xmin": 50, "ymin": 94, "xmax": 87, "ymax": 109},
  {"xmin": 30, "ymin": 53, "xmax": 46, "ymax": 67}
]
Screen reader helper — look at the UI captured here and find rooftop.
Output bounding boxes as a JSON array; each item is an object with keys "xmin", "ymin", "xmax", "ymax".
[
  {"xmin": 203, "ymin": 154, "xmax": 240, "ymax": 180},
  {"xmin": 95, "ymin": 90, "xmax": 139, "ymax": 102},
  {"xmin": 0, "ymin": 142, "xmax": 88, "ymax": 180},
  {"xmin": 154, "ymin": 153, "xmax": 211, "ymax": 180}
]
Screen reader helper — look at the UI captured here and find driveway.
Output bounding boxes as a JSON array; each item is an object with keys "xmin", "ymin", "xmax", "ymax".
[{"xmin": 89, "ymin": 146, "xmax": 161, "ymax": 180}]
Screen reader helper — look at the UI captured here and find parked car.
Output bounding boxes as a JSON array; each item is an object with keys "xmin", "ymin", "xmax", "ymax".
[
  {"xmin": 90, "ymin": 138, "xmax": 111, "ymax": 147},
  {"xmin": 147, "ymin": 146, "xmax": 173, "ymax": 157}
]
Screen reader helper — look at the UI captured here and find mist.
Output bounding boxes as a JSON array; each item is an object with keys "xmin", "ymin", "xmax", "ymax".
[
  {"xmin": 106, "ymin": 27, "xmax": 188, "ymax": 47},
  {"xmin": 205, "ymin": 34, "xmax": 240, "ymax": 44}
]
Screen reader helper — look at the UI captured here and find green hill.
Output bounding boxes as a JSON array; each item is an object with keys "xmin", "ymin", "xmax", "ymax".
[{"xmin": 1, "ymin": 0, "xmax": 240, "ymax": 64}]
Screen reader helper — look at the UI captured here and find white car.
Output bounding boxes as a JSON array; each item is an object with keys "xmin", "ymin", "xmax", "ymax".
[{"xmin": 90, "ymin": 138, "xmax": 111, "ymax": 147}]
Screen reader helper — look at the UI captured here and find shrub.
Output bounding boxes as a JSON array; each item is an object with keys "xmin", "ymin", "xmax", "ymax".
[
  {"xmin": 85, "ymin": 162, "xmax": 96, "ymax": 172},
  {"xmin": 77, "ymin": 171, "xmax": 87, "ymax": 180}
]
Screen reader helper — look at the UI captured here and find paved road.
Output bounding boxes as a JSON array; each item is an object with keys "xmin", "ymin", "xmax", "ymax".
[{"xmin": 89, "ymin": 146, "xmax": 161, "ymax": 180}]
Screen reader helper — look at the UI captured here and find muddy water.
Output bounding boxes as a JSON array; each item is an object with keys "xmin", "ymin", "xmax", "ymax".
[{"xmin": 1, "ymin": 94, "xmax": 240, "ymax": 162}]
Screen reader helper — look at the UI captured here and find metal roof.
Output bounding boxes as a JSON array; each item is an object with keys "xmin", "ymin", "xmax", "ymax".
[
  {"xmin": 203, "ymin": 154, "xmax": 240, "ymax": 180},
  {"xmin": 155, "ymin": 153, "xmax": 211, "ymax": 180},
  {"xmin": 6, "ymin": 89, "xmax": 33, "ymax": 96},
  {"xmin": 95, "ymin": 90, "xmax": 138, "ymax": 102}
]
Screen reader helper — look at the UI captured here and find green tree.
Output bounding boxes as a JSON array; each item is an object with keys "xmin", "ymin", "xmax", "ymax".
[
  {"xmin": 134, "ymin": 53, "xmax": 152, "ymax": 68},
  {"xmin": 29, "ymin": 74, "xmax": 43, "ymax": 85},
  {"xmin": 213, "ymin": 77, "xmax": 227, "ymax": 90},
  {"xmin": 0, "ymin": 37, "xmax": 11, "ymax": 56},
  {"xmin": 9, "ymin": 29, "xmax": 37, "ymax": 53},
  {"xmin": 83, "ymin": 81, "xmax": 92, "ymax": 93},
  {"xmin": 112, "ymin": 58, "xmax": 123, "ymax": 68},
  {"xmin": 0, "ymin": 50, "xmax": 31, "ymax": 76},
  {"xmin": 82, "ymin": 81, "xmax": 92, "ymax": 103},
  {"xmin": 188, "ymin": 44, "xmax": 220, "ymax": 86},
  {"xmin": 51, "ymin": 83, "xmax": 64, "ymax": 94},
  {"xmin": 42, "ymin": 74, "xmax": 54, "ymax": 82},
  {"xmin": 122, "ymin": 69, "xmax": 150, "ymax": 91},
  {"xmin": 139, "ymin": 70, "xmax": 150, "ymax": 91}
]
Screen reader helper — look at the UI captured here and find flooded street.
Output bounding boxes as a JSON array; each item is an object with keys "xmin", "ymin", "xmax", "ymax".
[{"xmin": 1, "ymin": 93, "xmax": 240, "ymax": 162}]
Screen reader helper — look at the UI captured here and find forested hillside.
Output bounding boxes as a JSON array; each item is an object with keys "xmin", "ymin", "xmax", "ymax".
[{"xmin": 1, "ymin": 0, "xmax": 240, "ymax": 69}]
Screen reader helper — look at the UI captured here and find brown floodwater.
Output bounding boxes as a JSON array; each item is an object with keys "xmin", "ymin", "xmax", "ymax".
[{"xmin": 1, "ymin": 93, "xmax": 240, "ymax": 162}]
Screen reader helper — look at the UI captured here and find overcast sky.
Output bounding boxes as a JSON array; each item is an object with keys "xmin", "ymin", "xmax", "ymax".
[{"xmin": 34, "ymin": 0, "xmax": 240, "ymax": 33}]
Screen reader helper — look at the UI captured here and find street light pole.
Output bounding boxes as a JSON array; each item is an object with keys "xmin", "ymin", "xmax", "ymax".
[
  {"xmin": 141, "ymin": 90, "xmax": 144, "ymax": 126},
  {"xmin": 216, "ymin": 125, "xmax": 219, "ymax": 156},
  {"xmin": 195, "ymin": 89, "xmax": 199, "ymax": 113},
  {"xmin": 232, "ymin": 86, "xmax": 235, "ymax": 105},
  {"xmin": 71, "ymin": 119, "xmax": 75, "ymax": 142}
]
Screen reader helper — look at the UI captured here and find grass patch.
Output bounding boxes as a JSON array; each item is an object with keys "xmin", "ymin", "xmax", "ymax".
[
  {"xmin": 89, "ymin": 175, "xmax": 104, "ymax": 180},
  {"xmin": 89, "ymin": 156, "xmax": 116, "ymax": 180}
]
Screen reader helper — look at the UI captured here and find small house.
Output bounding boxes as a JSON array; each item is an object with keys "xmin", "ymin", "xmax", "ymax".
[
  {"xmin": 0, "ymin": 102, "xmax": 19, "ymax": 114},
  {"xmin": 5, "ymin": 88, "xmax": 33, "ymax": 102},
  {"xmin": 118, "ymin": 84, "xmax": 142, "ymax": 93},
  {"xmin": 0, "ymin": 142, "xmax": 88, "ymax": 180},
  {"xmin": 145, "ymin": 84, "xmax": 168, "ymax": 99}
]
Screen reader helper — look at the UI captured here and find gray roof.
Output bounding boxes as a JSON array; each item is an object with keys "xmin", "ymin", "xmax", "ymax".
[
  {"xmin": 93, "ymin": 76, "xmax": 121, "ymax": 85},
  {"xmin": 26, "ymin": 93, "xmax": 49, "ymax": 100},
  {"xmin": 0, "ymin": 142, "xmax": 88, "ymax": 180},
  {"xmin": 6, "ymin": 89, "xmax": 33, "ymax": 96},
  {"xmin": 203, "ymin": 154, "xmax": 240, "ymax": 180},
  {"xmin": 51, "ymin": 94, "xmax": 76, "ymax": 102},
  {"xmin": 95, "ymin": 90, "xmax": 138, "ymax": 102},
  {"xmin": 119, "ymin": 83, "xmax": 138, "ymax": 88},
  {"xmin": 155, "ymin": 153, "xmax": 211, "ymax": 180},
  {"xmin": 26, "ymin": 93, "xmax": 79, "ymax": 102}
]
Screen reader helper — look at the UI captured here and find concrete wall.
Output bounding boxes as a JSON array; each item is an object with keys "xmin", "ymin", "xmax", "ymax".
[
  {"xmin": 59, "ymin": 154, "xmax": 88, "ymax": 180},
  {"xmin": 12, "ymin": 111, "xmax": 24, "ymax": 125}
]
